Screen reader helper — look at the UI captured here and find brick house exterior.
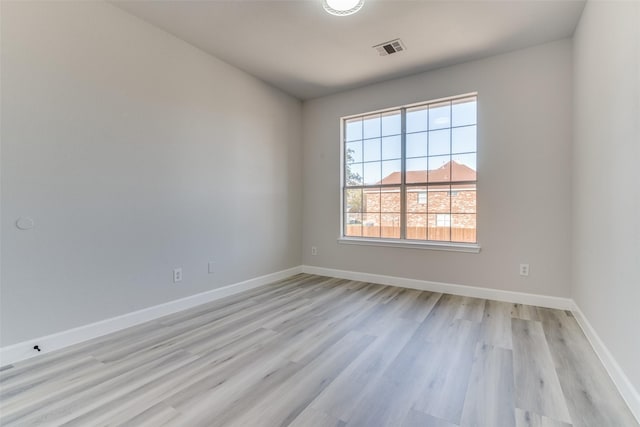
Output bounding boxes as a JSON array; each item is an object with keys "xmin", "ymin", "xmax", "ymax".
[{"xmin": 346, "ymin": 161, "xmax": 477, "ymax": 242}]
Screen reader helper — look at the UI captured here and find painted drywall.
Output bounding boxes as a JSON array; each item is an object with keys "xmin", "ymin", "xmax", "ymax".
[
  {"xmin": 0, "ymin": 1, "xmax": 302, "ymax": 346},
  {"xmin": 572, "ymin": 1, "xmax": 640, "ymax": 392},
  {"xmin": 302, "ymin": 40, "xmax": 573, "ymax": 297}
]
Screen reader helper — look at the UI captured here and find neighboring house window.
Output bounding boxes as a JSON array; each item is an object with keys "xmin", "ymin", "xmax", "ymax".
[
  {"xmin": 436, "ymin": 214, "xmax": 451, "ymax": 228},
  {"xmin": 417, "ymin": 192, "xmax": 427, "ymax": 205},
  {"xmin": 342, "ymin": 94, "xmax": 477, "ymax": 244}
]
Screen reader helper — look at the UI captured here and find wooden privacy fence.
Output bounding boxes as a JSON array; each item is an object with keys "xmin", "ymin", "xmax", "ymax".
[{"xmin": 345, "ymin": 225, "xmax": 476, "ymax": 243}]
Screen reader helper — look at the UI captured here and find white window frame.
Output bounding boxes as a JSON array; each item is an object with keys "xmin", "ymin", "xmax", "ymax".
[{"xmin": 338, "ymin": 93, "xmax": 480, "ymax": 253}]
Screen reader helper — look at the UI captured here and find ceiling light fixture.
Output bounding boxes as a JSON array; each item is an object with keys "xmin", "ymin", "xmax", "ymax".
[{"xmin": 323, "ymin": 0, "xmax": 365, "ymax": 16}]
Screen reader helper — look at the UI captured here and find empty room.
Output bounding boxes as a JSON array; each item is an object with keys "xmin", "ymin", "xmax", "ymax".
[{"xmin": 1, "ymin": 0, "xmax": 639, "ymax": 426}]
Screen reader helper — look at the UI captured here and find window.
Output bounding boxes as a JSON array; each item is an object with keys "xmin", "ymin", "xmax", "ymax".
[
  {"xmin": 436, "ymin": 214, "xmax": 451, "ymax": 228},
  {"xmin": 417, "ymin": 192, "xmax": 427, "ymax": 205},
  {"xmin": 342, "ymin": 94, "xmax": 477, "ymax": 246}
]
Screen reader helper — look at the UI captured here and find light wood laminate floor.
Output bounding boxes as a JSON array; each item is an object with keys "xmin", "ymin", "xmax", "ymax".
[{"xmin": 0, "ymin": 274, "xmax": 637, "ymax": 427}]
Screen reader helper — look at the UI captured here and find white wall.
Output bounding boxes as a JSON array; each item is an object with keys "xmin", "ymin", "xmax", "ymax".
[
  {"xmin": 0, "ymin": 1, "xmax": 302, "ymax": 346},
  {"xmin": 302, "ymin": 40, "xmax": 573, "ymax": 297},
  {"xmin": 573, "ymin": 0, "xmax": 640, "ymax": 392}
]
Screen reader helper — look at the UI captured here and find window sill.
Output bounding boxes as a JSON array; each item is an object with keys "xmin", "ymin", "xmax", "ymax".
[{"xmin": 337, "ymin": 237, "xmax": 481, "ymax": 253}]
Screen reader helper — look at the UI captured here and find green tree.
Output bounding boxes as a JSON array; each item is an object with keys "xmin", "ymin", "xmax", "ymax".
[
  {"xmin": 345, "ymin": 148, "xmax": 363, "ymax": 215},
  {"xmin": 346, "ymin": 148, "xmax": 363, "ymax": 186}
]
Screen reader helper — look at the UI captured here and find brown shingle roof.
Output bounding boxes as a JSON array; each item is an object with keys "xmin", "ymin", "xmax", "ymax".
[{"xmin": 378, "ymin": 160, "xmax": 476, "ymax": 185}]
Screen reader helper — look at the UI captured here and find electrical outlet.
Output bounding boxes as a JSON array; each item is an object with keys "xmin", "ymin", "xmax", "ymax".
[
  {"xmin": 208, "ymin": 262, "xmax": 215, "ymax": 274},
  {"xmin": 173, "ymin": 268, "xmax": 183, "ymax": 283},
  {"xmin": 519, "ymin": 264, "xmax": 530, "ymax": 277},
  {"xmin": 311, "ymin": 246, "xmax": 318, "ymax": 256}
]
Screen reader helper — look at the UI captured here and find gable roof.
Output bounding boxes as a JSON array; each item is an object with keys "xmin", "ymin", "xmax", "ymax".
[{"xmin": 378, "ymin": 161, "xmax": 476, "ymax": 185}]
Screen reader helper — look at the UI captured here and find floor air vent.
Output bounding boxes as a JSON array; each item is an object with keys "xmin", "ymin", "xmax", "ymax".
[{"xmin": 373, "ymin": 39, "xmax": 406, "ymax": 56}]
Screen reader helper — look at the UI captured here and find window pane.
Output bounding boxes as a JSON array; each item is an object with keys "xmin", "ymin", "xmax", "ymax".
[
  {"xmin": 452, "ymin": 214, "xmax": 476, "ymax": 243},
  {"xmin": 346, "ymin": 141, "xmax": 362, "ymax": 163},
  {"xmin": 452, "ymin": 153, "xmax": 476, "ymax": 181},
  {"xmin": 407, "ymin": 214, "xmax": 427, "ymax": 240},
  {"xmin": 429, "ymin": 129, "xmax": 450, "ymax": 156},
  {"xmin": 345, "ymin": 213, "xmax": 362, "ymax": 236},
  {"xmin": 381, "ymin": 213, "xmax": 401, "ymax": 238},
  {"xmin": 363, "ymin": 213, "xmax": 381, "ymax": 238},
  {"xmin": 407, "ymin": 187, "xmax": 427, "ymax": 214},
  {"xmin": 407, "ymin": 132, "xmax": 428, "ymax": 158},
  {"xmin": 363, "ymin": 138, "xmax": 381, "ymax": 162},
  {"xmin": 452, "ymin": 97, "xmax": 476, "ymax": 127},
  {"xmin": 380, "ymin": 187, "xmax": 401, "ymax": 212},
  {"xmin": 363, "ymin": 114, "xmax": 381, "ymax": 139},
  {"xmin": 381, "ymin": 135, "xmax": 401, "ymax": 160},
  {"xmin": 363, "ymin": 162, "xmax": 381, "ymax": 185},
  {"xmin": 406, "ymin": 157, "xmax": 428, "ymax": 183},
  {"xmin": 407, "ymin": 106, "xmax": 428, "ymax": 133},
  {"xmin": 452, "ymin": 126, "xmax": 476, "ymax": 154},
  {"xmin": 451, "ymin": 184, "xmax": 476, "ymax": 213},
  {"xmin": 382, "ymin": 111, "xmax": 401, "ymax": 136},
  {"xmin": 428, "ymin": 214, "xmax": 451, "ymax": 241},
  {"xmin": 345, "ymin": 118, "xmax": 362, "ymax": 141},
  {"xmin": 429, "ymin": 101, "xmax": 451, "ymax": 130},
  {"xmin": 381, "ymin": 160, "xmax": 401, "ymax": 184},
  {"xmin": 363, "ymin": 188, "xmax": 380, "ymax": 213},
  {"xmin": 428, "ymin": 185, "xmax": 451, "ymax": 214},
  {"xmin": 428, "ymin": 156, "xmax": 451, "ymax": 182},
  {"xmin": 345, "ymin": 163, "xmax": 363, "ymax": 186},
  {"xmin": 344, "ymin": 189, "xmax": 363, "ymax": 213}
]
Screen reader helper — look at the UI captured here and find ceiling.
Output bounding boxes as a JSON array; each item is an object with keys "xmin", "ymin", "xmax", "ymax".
[{"xmin": 113, "ymin": 0, "xmax": 586, "ymax": 100}]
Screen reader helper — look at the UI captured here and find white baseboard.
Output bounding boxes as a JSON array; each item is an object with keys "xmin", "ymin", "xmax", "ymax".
[
  {"xmin": 572, "ymin": 304, "xmax": 640, "ymax": 424},
  {"xmin": 301, "ymin": 265, "xmax": 574, "ymax": 310},
  {"xmin": 0, "ymin": 266, "xmax": 303, "ymax": 367}
]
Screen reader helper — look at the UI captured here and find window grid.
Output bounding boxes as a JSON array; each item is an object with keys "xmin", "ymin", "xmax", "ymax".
[{"xmin": 343, "ymin": 94, "xmax": 477, "ymax": 244}]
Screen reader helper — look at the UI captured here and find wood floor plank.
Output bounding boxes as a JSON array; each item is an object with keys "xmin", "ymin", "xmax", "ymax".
[
  {"xmin": 460, "ymin": 343, "xmax": 515, "ymax": 427},
  {"xmin": 288, "ymin": 406, "xmax": 346, "ymax": 427},
  {"xmin": 455, "ymin": 296, "xmax": 486, "ymax": 323},
  {"xmin": 511, "ymin": 303, "xmax": 541, "ymax": 321},
  {"xmin": 164, "ymin": 296, "xmax": 379, "ymax": 424},
  {"xmin": 339, "ymin": 334, "xmax": 439, "ymax": 426},
  {"xmin": 412, "ymin": 293, "xmax": 462, "ymax": 342},
  {"xmin": 0, "ymin": 320, "xmax": 163, "ymax": 384},
  {"xmin": 202, "ymin": 331, "xmax": 375, "ymax": 427},
  {"xmin": 163, "ymin": 332, "xmax": 305, "ymax": 411},
  {"xmin": 480, "ymin": 300, "xmax": 513, "ymax": 349},
  {"xmin": 538, "ymin": 308, "xmax": 639, "ymax": 427},
  {"xmin": 103, "ymin": 401, "xmax": 181, "ymax": 427},
  {"xmin": 307, "ymin": 318, "xmax": 420, "ymax": 421},
  {"xmin": 412, "ymin": 319, "xmax": 480, "ymax": 424},
  {"xmin": 401, "ymin": 409, "xmax": 459, "ymax": 427},
  {"xmin": 0, "ymin": 355, "xmax": 104, "ymax": 402},
  {"xmin": 511, "ymin": 319, "xmax": 572, "ymax": 424},
  {"xmin": 514, "ymin": 408, "xmax": 572, "ymax": 427},
  {"xmin": 0, "ymin": 274, "xmax": 636, "ymax": 427},
  {"xmin": 57, "ymin": 331, "xmax": 279, "ymax": 427},
  {"xmin": 398, "ymin": 290, "xmax": 443, "ymax": 323},
  {"xmin": 2, "ymin": 349, "xmax": 196, "ymax": 426},
  {"xmin": 92, "ymin": 285, "xmax": 321, "ymax": 364}
]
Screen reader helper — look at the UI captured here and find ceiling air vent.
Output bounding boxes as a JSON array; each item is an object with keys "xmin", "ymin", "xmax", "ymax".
[{"xmin": 373, "ymin": 39, "xmax": 406, "ymax": 56}]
